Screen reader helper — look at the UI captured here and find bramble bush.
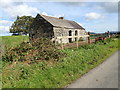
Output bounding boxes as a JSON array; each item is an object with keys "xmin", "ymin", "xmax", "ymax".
[{"xmin": 2, "ymin": 38, "xmax": 65, "ymax": 63}]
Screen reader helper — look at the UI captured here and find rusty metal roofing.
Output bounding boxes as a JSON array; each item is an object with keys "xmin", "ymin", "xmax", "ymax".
[{"xmin": 39, "ymin": 14, "xmax": 85, "ymax": 29}]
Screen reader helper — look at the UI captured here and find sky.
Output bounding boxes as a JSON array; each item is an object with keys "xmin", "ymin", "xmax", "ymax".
[{"xmin": 0, "ymin": 0, "xmax": 119, "ymax": 36}]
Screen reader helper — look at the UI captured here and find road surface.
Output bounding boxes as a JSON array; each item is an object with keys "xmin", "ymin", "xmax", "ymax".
[{"xmin": 67, "ymin": 51, "xmax": 119, "ymax": 88}]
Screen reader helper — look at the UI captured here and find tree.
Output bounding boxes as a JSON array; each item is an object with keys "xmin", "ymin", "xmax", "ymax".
[{"xmin": 10, "ymin": 16, "xmax": 34, "ymax": 35}]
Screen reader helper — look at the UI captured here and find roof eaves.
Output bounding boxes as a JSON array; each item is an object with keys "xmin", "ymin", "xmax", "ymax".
[{"xmin": 53, "ymin": 26, "xmax": 85, "ymax": 29}]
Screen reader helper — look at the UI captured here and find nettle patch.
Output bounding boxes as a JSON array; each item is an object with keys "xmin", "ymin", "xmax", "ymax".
[{"xmin": 2, "ymin": 38, "xmax": 65, "ymax": 64}]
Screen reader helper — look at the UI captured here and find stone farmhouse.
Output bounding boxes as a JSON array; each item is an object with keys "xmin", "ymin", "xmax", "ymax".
[{"xmin": 29, "ymin": 14, "xmax": 89, "ymax": 43}]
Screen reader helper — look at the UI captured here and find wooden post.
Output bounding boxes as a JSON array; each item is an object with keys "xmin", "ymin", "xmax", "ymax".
[
  {"xmin": 55, "ymin": 37, "xmax": 57, "ymax": 45},
  {"xmin": 88, "ymin": 32, "xmax": 90, "ymax": 43},
  {"xmin": 108, "ymin": 31, "xmax": 110, "ymax": 38},
  {"xmin": 61, "ymin": 34, "xmax": 63, "ymax": 50},
  {"xmin": 76, "ymin": 37, "xmax": 79, "ymax": 48}
]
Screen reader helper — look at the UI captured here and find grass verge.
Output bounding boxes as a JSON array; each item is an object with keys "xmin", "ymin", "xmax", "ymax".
[{"xmin": 2, "ymin": 37, "xmax": 120, "ymax": 88}]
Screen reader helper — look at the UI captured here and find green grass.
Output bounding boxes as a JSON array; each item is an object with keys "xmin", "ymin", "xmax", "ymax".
[
  {"xmin": 1, "ymin": 36, "xmax": 29, "ymax": 49},
  {"xmin": 90, "ymin": 34, "xmax": 108, "ymax": 39},
  {"xmin": 2, "ymin": 37, "xmax": 120, "ymax": 88}
]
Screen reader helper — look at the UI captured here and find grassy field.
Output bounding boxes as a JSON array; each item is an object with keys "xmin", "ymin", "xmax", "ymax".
[
  {"xmin": 1, "ymin": 36, "xmax": 29, "ymax": 49},
  {"xmin": 90, "ymin": 34, "xmax": 108, "ymax": 39},
  {"xmin": 1, "ymin": 36, "xmax": 120, "ymax": 88}
]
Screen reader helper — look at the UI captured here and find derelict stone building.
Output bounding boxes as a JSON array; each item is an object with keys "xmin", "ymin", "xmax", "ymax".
[{"xmin": 29, "ymin": 14, "xmax": 89, "ymax": 43}]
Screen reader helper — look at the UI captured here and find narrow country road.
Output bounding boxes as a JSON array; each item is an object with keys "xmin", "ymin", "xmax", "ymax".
[{"xmin": 67, "ymin": 51, "xmax": 119, "ymax": 88}]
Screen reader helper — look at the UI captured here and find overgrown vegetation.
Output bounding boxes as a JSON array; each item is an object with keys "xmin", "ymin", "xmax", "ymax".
[
  {"xmin": 2, "ymin": 37, "xmax": 120, "ymax": 88},
  {"xmin": 2, "ymin": 38, "xmax": 64, "ymax": 63}
]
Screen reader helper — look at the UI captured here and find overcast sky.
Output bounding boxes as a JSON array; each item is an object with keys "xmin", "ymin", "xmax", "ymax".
[{"xmin": 0, "ymin": 0, "xmax": 119, "ymax": 36}]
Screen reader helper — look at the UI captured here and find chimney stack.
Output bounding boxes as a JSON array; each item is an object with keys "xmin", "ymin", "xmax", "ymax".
[{"xmin": 59, "ymin": 17, "xmax": 64, "ymax": 19}]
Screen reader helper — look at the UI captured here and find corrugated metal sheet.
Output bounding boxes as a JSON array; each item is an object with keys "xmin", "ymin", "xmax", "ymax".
[{"xmin": 40, "ymin": 14, "xmax": 85, "ymax": 29}]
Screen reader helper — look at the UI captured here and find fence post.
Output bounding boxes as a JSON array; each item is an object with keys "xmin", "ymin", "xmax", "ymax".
[
  {"xmin": 76, "ymin": 37, "xmax": 79, "ymax": 48},
  {"xmin": 61, "ymin": 34, "xmax": 64, "ymax": 50},
  {"xmin": 88, "ymin": 32, "xmax": 90, "ymax": 43},
  {"xmin": 108, "ymin": 31, "xmax": 110, "ymax": 38},
  {"xmin": 55, "ymin": 37, "xmax": 57, "ymax": 45}
]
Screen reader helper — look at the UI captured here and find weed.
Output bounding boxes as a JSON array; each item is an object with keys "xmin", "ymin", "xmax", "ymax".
[
  {"xmin": 2, "ymin": 37, "xmax": 120, "ymax": 88},
  {"xmin": 2, "ymin": 38, "xmax": 65, "ymax": 63}
]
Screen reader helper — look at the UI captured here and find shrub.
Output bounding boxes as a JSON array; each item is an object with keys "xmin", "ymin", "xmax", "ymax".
[
  {"xmin": 2, "ymin": 38, "xmax": 65, "ymax": 63},
  {"xmin": 79, "ymin": 37, "xmax": 84, "ymax": 41},
  {"xmin": 79, "ymin": 44, "xmax": 96, "ymax": 50}
]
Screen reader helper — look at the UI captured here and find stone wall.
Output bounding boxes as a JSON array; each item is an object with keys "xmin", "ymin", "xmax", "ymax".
[
  {"xmin": 29, "ymin": 14, "xmax": 88, "ymax": 44},
  {"xmin": 53, "ymin": 27, "xmax": 88, "ymax": 43},
  {"xmin": 29, "ymin": 14, "xmax": 54, "ymax": 40}
]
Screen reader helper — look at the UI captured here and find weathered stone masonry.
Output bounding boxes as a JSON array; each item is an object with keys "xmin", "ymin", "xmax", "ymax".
[{"xmin": 30, "ymin": 14, "xmax": 89, "ymax": 43}]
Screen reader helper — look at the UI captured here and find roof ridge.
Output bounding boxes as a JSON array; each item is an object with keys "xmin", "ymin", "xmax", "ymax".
[
  {"xmin": 39, "ymin": 14, "xmax": 74, "ymax": 22},
  {"xmin": 38, "ymin": 14, "xmax": 84, "ymax": 29},
  {"xmin": 40, "ymin": 14, "xmax": 59, "ymax": 19}
]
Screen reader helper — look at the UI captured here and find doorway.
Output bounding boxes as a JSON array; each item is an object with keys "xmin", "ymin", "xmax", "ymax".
[{"xmin": 69, "ymin": 38, "xmax": 72, "ymax": 43}]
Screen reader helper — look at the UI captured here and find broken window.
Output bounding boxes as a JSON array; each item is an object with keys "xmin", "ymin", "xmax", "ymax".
[
  {"xmin": 75, "ymin": 37, "xmax": 77, "ymax": 41},
  {"xmin": 69, "ymin": 38, "xmax": 72, "ymax": 43},
  {"xmin": 69, "ymin": 30, "xmax": 72, "ymax": 36},
  {"xmin": 75, "ymin": 30, "xmax": 78, "ymax": 36}
]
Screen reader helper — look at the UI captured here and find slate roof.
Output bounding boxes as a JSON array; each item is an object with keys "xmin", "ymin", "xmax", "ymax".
[{"xmin": 39, "ymin": 14, "xmax": 85, "ymax": 29}]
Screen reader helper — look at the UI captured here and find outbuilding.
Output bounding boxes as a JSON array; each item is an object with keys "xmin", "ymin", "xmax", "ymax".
[{"xmin": 30, "ymin": 14, "xmax": 89, "ymax": 43}]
